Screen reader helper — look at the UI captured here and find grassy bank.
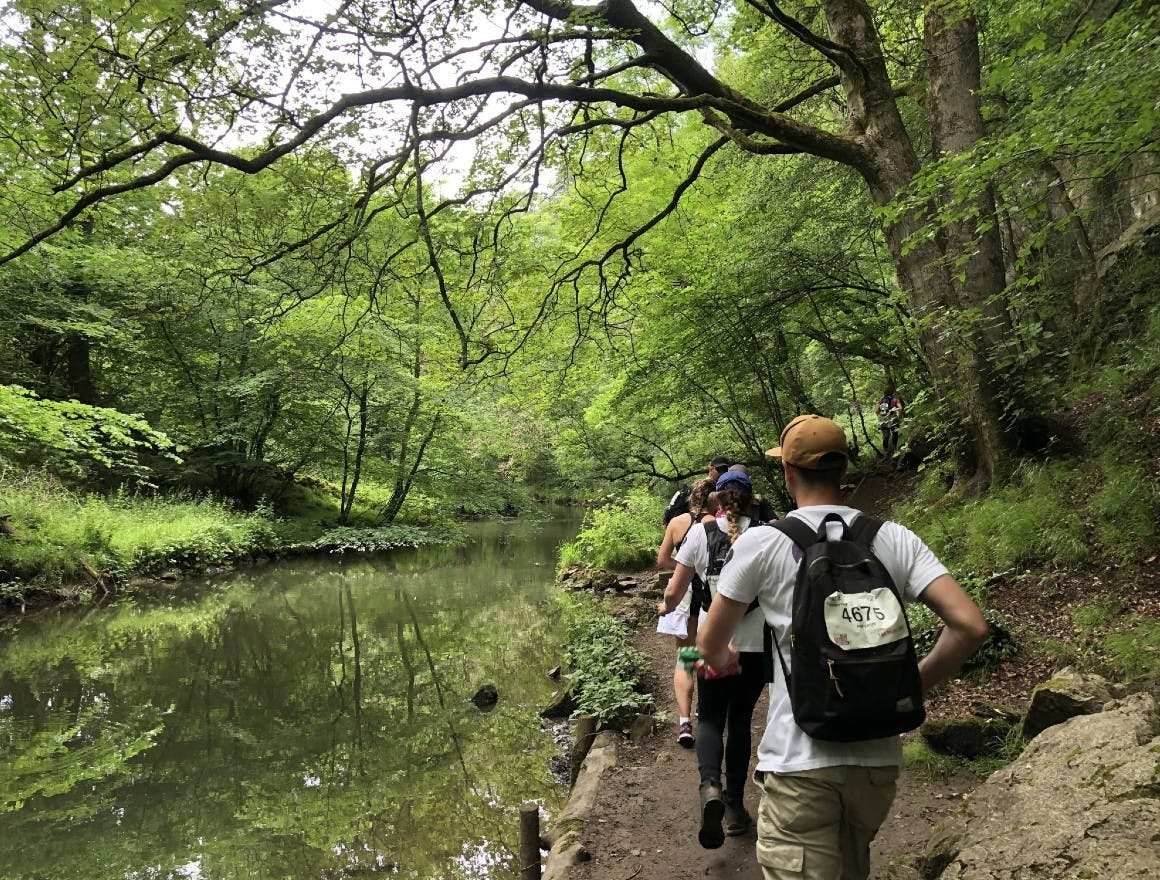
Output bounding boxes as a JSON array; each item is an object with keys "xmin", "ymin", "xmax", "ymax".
[{"xmin": 0, "ymin": 470, "xmax": 447, "ymax": 607}]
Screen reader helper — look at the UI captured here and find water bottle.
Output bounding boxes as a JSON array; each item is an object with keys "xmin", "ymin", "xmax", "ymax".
[{"xmin": 677, "ymin": 646, "xmax": 700, "ymax": 672}]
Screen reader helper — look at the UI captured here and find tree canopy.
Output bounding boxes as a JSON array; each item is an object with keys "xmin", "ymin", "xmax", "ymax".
[{"xmin": 0, "ymin": 0, "xmax": 1156, "ymax": 509}]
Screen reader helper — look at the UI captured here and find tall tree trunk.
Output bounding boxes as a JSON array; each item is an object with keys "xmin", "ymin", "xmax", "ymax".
[
  {"xmin": 65, "ymin": 333, "xmax": 95, "ymax": 404},
  {"xmin": 822, "ymin": 0, "xmax": 1017, "ymax": 487},
  {"xmin": 925, "ymin": 4, "xmax": 1013, "ymax": 356}
]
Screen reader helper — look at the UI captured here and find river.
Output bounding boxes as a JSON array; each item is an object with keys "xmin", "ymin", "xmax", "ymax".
[{"xmin": 0, "ymin": 514, "xmax": 579, "ymax": 879}]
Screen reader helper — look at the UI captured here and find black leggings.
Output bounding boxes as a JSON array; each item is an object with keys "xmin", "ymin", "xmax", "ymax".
[
  {"xmin": 881, "ymin": 425, "xmax": 898, "ymax": 452},
  {"xmin": 695, "ymin": 650, "xmax": 766, "ymax": 796}
]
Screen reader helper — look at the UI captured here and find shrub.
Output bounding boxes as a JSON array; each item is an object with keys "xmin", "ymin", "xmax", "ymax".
[
  {"xmin": 910, "ymin": 607, "xmax": 1015, "ymax": 675},
  {"xmin": 556, "ymin": 591, "xmax": 651, "ymax": 728},
  {"xmin": 557, "ymin": 489, "xmax": 663, "ymax": 572}
]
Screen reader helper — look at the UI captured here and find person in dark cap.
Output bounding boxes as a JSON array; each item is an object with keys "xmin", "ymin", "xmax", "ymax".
[
  {"xmin": 709, "ymin": 456, "xmax": 731, "ymax": 483},
  {"xmin": 697, "ymin": 414, "xmax": 988, "ymax": 880}
]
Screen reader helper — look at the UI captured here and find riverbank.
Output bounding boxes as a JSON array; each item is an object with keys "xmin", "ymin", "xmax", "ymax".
[{"xmin": 0, "ymin": 471, "xmax": 459, "ymax": 610}]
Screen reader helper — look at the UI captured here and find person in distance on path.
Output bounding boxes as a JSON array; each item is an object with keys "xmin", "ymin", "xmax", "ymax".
[{"xmin": 697, "ymin": 414, "xmax": 988, "ymax": 880}]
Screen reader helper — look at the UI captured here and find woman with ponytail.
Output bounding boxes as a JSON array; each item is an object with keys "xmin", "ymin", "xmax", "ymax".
[
  {"xmin": 656, "ymin": 477, "xmax": 718, "ymax": 747},
  {"xmin": 658, "ymin": 470, "xmax": 772, "ymax": 848}
]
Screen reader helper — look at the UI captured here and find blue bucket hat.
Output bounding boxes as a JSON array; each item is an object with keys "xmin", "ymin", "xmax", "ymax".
[{"xmin": 715, "ymin": 471, "xmax": 751, "ymax": 491}]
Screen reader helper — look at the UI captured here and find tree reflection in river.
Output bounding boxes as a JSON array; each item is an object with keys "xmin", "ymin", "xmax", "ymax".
[{"xmin": 0, "ymin": 516, "xmax": 576, "ymax": 879}]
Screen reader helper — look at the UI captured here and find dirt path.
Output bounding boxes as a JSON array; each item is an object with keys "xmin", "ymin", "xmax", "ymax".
[
  {"xmin": 559, "ymin": 621, "xmax": 981, "ymax": 880},
  {"xmin": 556, "ymin": 472, "xmax": 989, "ymax": 880}
]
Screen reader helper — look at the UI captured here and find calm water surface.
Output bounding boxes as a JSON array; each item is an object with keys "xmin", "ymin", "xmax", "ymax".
[{"xmin": 0, "ymin": 516, "xmax": 579, "ymax": 879}]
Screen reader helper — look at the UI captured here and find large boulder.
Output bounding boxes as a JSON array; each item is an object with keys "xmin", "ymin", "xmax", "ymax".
[
  {"xmin": 920, "ymin": 691, "xmax": 1160, "ymax": 879},
  {"xmin": 1020, "ymin": 666, "xmax": 1118, "ymax": 740}
]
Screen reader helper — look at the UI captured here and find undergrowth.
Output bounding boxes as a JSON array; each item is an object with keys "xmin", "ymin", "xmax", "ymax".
[
  {"xmin": 902, "ymin": 732, "xmax": 1022, "ymax": 781},
  {"xmin": 556, "ymin": 590, "xmax": 651, "ymax": 728},
  {"xmin": 0, "ymin": 470, "xmax": 280, "ymax": 598},
  {"xmin": 900, "ymin": 453, "xmax": 1157, "ymax": 574},
  {"xmin": 557, "ymin": 488, "xmax": 663, "ymax": 573}
]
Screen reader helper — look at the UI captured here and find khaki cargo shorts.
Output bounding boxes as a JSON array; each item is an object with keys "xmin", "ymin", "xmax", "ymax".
[{"xmin": 755, "ymin": 764, "xmax": 899, "ymax": 880}]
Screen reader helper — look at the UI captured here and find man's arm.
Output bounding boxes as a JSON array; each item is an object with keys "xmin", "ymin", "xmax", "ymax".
[
  {"xmin": 916, "ymin": 574, "xmax": 989, "ymax": 694},
  {"xmin": 696, "ymin": 595, "xmax": 749, "ymax": 671}
]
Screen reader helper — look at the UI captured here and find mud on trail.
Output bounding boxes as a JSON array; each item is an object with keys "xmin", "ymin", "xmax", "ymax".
[{"xmin": 553, "ymin": 471, "xmax": 1114, "ymax": 880}]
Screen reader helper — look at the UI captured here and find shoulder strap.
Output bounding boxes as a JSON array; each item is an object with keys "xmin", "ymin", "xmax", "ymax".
[
  {"xmin": 848, "ymin": 515, "xmax": 884, "ymax": 549},
  {"xmin": 770, "ymin": 516, "xmax": 815, "ymax": 550}
]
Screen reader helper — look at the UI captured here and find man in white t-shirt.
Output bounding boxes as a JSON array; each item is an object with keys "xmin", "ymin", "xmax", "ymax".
[{"xmin": 697, "ymin": 414, "xmax": 988, "ymax": 880}]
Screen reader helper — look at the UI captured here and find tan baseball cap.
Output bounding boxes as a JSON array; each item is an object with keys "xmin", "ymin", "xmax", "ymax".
[{"xmin": 765, "ymin": 414, "xmax": 849, "ymax": 469}]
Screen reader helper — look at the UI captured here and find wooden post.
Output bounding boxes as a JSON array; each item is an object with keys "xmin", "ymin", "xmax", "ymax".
[
  {"xmin": 569, "ymin": 715, "xmax": 597, "ymax": 788},
  {"xmin": 518, "ymin": 801, "xmax": 541, "ymax": 879}
]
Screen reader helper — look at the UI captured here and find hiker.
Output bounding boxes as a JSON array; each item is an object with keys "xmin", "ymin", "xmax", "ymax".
[
  {"xmin": 728, "ymin": 464, "xmax": 777, "ymax": 523},
  {"xmin": 709, "ymin": 455, "xmax": 731, "ymax": 482},
  {"xmin": 876, "ymin": 386, "xmax": 903, "ymax": 456},
  {"xmin": 697, "ymin": 414, "xmax": 988, "ymax": 880},
  {"xmin": 656, "ymin": 477, "xmax": 719, "ymax": 747},
  {"xmin": 662, "ymin": 455, "xmax": 731, "ymax": 525},
  {"xmin": 657, "ymin": 470, "xmax": 767, "ymax": 848}
]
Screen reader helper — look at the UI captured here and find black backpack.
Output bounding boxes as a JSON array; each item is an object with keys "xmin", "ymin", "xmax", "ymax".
[
  {"xmin": 696, "ymin": 519, "xmax": 764, "ymax": 617},
  {"xmin": 691, "ymin": 519, "xmax": 732, "ymax": 613},
  {"xmin": 766, "ymin": 513, "xmax": 925, "ymax": 742},
  {"xmin": 662, "ymin": 487, "xmax": 691, "ymax": 525}
]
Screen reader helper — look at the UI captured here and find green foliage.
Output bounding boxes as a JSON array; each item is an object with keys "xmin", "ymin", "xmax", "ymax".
[
  {"xmin": 1103, "ymin": 617, "xmax": 1160, "ymax": 681},
  {"xmin": 293, "ymin": 525, "xmax": 447, "ymax": 554},
  {"xmin": 556, "ymin": 591, "xmax": 651, "ymax": 728},
  {"xmin": 0, "ymin": 384, "xmax": 179, "ymax": 482},
  {"xmin": 904, "ymin": 446, "xmax": 1160, "ymax": 577},
  {"xmin": 901, "ymin": 461, "xmax": 1100, "ymax": 572},
  {"xmin": 1090, "ymin": 455, "xmax": 1158, "ymax": 559},
  {"xmin": 910, "ymin": 595, "xmax": 1016, "ymax": 675},
  {"xmin": 557, "ymin": 489, "xmax": 663, "ymax": 572},
  {"xmin": 0, "ymin": 470, "xmax": 279, "ymax": 591}
]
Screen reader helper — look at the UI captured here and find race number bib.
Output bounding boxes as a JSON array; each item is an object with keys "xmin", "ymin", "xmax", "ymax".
[{"xmin": 823, "ymin": 589, "xmax": 908, "ymax": 650}]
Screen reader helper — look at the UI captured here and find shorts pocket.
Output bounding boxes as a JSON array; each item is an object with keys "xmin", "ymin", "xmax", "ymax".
[
  {"xmin": 867, "ymin": 765, "xmax": 900, "ymax": 787},
  {"xmin": 756, "ymin": 840, "xmax": 805, "ymax": 873}
]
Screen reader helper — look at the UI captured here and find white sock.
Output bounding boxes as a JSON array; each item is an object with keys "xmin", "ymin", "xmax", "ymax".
[{"xmin": 679, "ymin": 716, "xmax": 690, "ymax": 726}]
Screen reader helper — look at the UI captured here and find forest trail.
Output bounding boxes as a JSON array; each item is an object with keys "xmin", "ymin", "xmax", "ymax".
[
  {"xmin": 555, "ymin": 472, "xmax": 1009, "ymax": 880},
  {"xmin": 558, "ymin": 623, "xmax": 981, "ymax": 880}
]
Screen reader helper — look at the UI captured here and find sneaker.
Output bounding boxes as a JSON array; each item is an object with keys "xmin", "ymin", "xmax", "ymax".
[
  {"xmin": 723, "ymin": 794, "xmax": 752, "ymax": 836},
  {"xmin": 698, "ymin": 782, "xmax": 726, "ymax": 849},
  {"xmin": 677, "ymin": 721, "xmax": 695, "ymax": 748}
]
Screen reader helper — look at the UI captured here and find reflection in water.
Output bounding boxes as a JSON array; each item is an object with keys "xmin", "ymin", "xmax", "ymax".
[{"xmin": 0, "ymin": 516, "xmax": 578, "ymax": 879}]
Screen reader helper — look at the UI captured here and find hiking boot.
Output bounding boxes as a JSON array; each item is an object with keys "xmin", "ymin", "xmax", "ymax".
[
  {"xmin": 722, "ymin": 792, "xmax": 752, "ymax": 836},
  {"xmin": 677, "ymin": 721, "xmax": 694, "ymax": 748},
  {"xmin": 698, "ymin": 782, "xmax": 725, "ymax": 849}
]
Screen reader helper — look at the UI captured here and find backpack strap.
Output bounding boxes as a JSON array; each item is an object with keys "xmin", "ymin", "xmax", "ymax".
[
  {"xmin": 764, "ymin": 516, "xmax": 817, "ymax": 685},
  {"xmin": 770, "ymin": 515, "xmax": 816, "ymax": 550},
  {"xmin": 848, "ymin": 515, "xmax": 884, "ymax": 549},
  {"xmin": 700, "ymin": 518, "xmax": 764, "ymax": 616}
]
